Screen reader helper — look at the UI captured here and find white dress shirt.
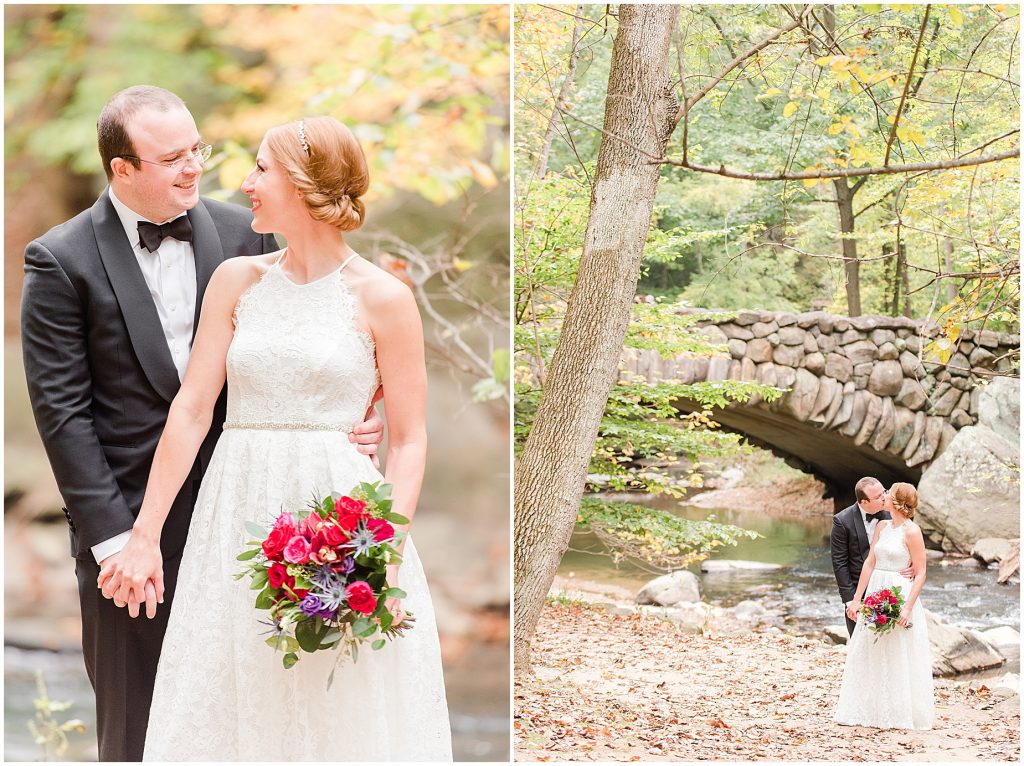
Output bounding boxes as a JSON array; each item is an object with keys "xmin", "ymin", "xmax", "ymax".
[{"xmin": 92, "ymin": 188, "xmax": 198, "ymax": 563}]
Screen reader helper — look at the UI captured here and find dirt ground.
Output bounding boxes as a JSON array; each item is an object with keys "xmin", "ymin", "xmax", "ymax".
[{"xmin": 515, "ymin": 602, "xmax": 1020, "ymax": 762}]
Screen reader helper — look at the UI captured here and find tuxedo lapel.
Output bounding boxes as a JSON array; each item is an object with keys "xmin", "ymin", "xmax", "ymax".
[
  {"xmin": 187, "ymin": 200, "xmax": 225, "ymax": 338},
  {"xmin": 91, "ymin": 192, "xmax": 181, "ymax": 404},
  {"xmin": 852, "ymin": 506, "xmax": 869, "ymax": 559}
]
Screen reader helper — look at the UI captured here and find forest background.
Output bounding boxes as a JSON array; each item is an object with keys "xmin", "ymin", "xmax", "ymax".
[
  {"xmin": 514, "ymin": 1, "xmax": 1019, "ymax": 664},
  {"xmin": 4, "ymin": 4, "xmax": 510, "ymax": 761}
]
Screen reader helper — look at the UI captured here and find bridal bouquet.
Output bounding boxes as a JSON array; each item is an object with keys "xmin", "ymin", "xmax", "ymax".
[
  {"xmin": 236, "ymin": 481, "xmax": 413, "ymax": 680},
  {"xmin": 860, "ymin": 585, "xmax": 911, "ymax": 638}
]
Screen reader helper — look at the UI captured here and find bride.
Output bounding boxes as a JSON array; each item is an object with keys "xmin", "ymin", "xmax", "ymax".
[
  {"xmin": 99, "ymin": 116, "xmax": 451, "ymax": 760},
  {"xmin": 835, "ymin": 482, "xmax": 934, "ymax": 730}
]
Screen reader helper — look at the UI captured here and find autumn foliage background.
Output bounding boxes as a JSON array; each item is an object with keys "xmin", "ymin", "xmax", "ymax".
[{"xmin": 4, "ymin": 4, "xmax": 510, "ymax": 760}]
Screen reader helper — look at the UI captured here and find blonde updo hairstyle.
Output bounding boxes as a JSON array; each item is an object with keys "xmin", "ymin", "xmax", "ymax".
[
  {"xmin": 889, "ymin": 482, "xmax": 919, "ymax": 519},
  {"xmin": 265, "ymin": 116, "xmax": 369, "ymax": 232}
]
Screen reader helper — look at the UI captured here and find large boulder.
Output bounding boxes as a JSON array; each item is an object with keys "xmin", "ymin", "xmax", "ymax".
[
  {"xmin": 927, "ymin": 610, "xmax": 1006, "ymax": 676},
  {"xmin": 638, "ymin": 602, "xmax": 710, "ymax": 633},
  {"xmin": 917, "ymin": 378, "xmax": 1020, "ymax": 551},
  {"xmin": 635, "ymin": 570, "xmax": 703, "ymax": 606},
  {"xmin": 979, "ymin": 626, "xmax": 1020, "ymax": 661},
  {"xmin": 972, "ymin": 537, "xmax": 1014, "ymax": 564}
]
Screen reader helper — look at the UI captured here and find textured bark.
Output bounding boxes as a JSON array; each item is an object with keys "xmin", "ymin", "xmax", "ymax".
[
  {"xmin": 534, "ymin": 5, "xmax": 585, "ymax": 180},
  {"xmin": 514, "ymin": 4, "xmax": 680, "ymax": 672},
  {"xmin": 834, "ymin": 177, "xmax": 861, "ymax": 316}
]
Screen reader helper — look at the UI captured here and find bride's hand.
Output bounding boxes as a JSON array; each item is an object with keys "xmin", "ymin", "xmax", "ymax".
[
  {"xmin": 896, "ymin": 610, "xmax": 911, "ymax": 628},
  {"xmin": 846, "ymin": 601, "xmax": 861, "ymax": 621}
]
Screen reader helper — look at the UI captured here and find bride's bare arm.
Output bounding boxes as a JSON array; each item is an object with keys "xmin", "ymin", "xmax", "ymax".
[
  {"xmin": 99, "ymin": 258, "xmax": 262, "ymax": 616},
  {"xmin": 365, "ymin": 276, "xmax": 427, "ymax": 573}
]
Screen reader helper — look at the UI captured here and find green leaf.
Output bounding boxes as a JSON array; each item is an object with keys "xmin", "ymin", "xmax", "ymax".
[
  {"xmin": 385, "ymin": 587, "xmax": 407, "ymax": 599},
  {"xmin": 254, "ymin": 587, "xmax": 276, "ymax": 610},
  {"xmin": 492, "ymin": 347, "xmax": 511, "ymax": 383},
  {"xmin": 244, "ymin": 521, "xmax": 268, "ymax": 539},
  {"xmin": 382, "ymin": 512, "xmax": 410, "ymax": 525},
  {"xmin": 236, "ymin": 548, "xmax": 260, "ymax": 561},
  {"xmin": 371, "ymin": 638, "xmax": 386, "ymax": 651},
  {"xmin": 295, "ymin": 618, "xmax": 322, "ymax": 653},
  {"xmin": 352, "ymin": 617, "xmax": 377, "ymax": 638},
  {"xmin": 282, "ymin": 652, "xmax": 298, "ymax": 669},
  {"xmin": 249, "ymin": 570, "xmax": 269, "ymax": 590}
]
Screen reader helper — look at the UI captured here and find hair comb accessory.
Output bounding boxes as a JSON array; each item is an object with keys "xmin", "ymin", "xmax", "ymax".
[{"xmin": 298, "ymin": 120, "xmax": 310, "ymax": 156}]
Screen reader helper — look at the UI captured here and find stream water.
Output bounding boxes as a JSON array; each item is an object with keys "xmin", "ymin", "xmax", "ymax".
[{"xmin": 560, "ymin": 492, "xmax": 1019, "ymax": 671}]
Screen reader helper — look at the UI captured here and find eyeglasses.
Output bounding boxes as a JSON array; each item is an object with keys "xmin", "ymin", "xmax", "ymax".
[
  {"xmin": 120, "ymin": 142, "xmax": 212, "ymax": 170},
  {"xmin": 868, "ymin": 489, "xmax": 888, "ymax": 502}
]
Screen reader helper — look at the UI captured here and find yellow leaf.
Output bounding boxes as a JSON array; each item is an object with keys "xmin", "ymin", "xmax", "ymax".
[
  {"xmin": 949, "ymin": 6, "xmax": 964, "ymax": 26},
  {"xmin": 828, "ymin": 123, "xmax": 845, "ymax": 135},
  {"xmin": 834, "ymin": 69, "xmax": 852, "ymax": 83},
  {"xmin": 845, "ymin": 123, "xmax": 861, "ymax": 139},
  {"xmin": 815, "ymin": 56, "xmax": 833, "ymax": 66},
  {"xmin": 783, "ymin": 101, "xmax": 799, "ymax": 118},
  {"xmin": 803, "ymin": 177, "xmax": 820, "ymax": 188},
  {"xmin": 765, "ymin": 87, "xmax": 783, "ymax": 97}
]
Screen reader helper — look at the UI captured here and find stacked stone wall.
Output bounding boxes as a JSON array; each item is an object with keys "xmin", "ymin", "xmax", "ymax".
[{"xmin": 622, "ymin": 309, "xmax": 1018, "ymax": 473}]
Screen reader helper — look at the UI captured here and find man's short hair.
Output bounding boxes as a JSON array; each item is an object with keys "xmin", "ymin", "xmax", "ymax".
[
  {"xmin": 854, "ymin": 476, "xmax": 882, "ymax": 503},
  {"xmin": 97, "ymin": 86, "xmax": 187, "ymax": 180}
]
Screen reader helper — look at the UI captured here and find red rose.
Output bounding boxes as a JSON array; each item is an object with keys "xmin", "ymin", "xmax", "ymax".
[
  {"xmin": 321, "ymin": 519, "xmax": 347, "ymax": 547},
  {"xmin": 268, "ymin": 562, "xmax": 290, "ymax": 589},
  {"xmin": 335, "ymin": 496, "xmax": 367, "ymax": 516},
  {"xmin": 262, "ymin": 526, "xmax": 291, "ymax": 560},
  {"xmin": 888, "ymin": 595, "xmax": 897, "ymax": 605},
  {"xmin": 366, "ymin": 518, "xmax": 394, "ymax": 542},
  {"xmin": 283, "ymin": 535, "xmax": 312, "ymax": 564},
  {"xmin": 345, "ymin": 581, "xmax": 378, "ymax": 615},
  {"xmin": 877, "ymin": 615, "xmax": 887, "ymax": 625}
]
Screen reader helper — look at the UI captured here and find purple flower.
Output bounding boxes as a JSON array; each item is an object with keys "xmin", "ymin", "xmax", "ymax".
[
  {"xmin": 300, "ymin": 594, "xmax": 326, "ymax": 617},
  {"xmin": 336, "ymin": 556, "xmax": 355, "ymax": 576}
]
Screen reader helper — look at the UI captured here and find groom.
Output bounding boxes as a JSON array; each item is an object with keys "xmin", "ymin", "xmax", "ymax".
[
  {"xmin": 830, "ymin": 476, "xmax": 913, "ymax": 635},
  {"xmin": 20, "ymin": 85, "xmax": 384, "ymax": 761}
]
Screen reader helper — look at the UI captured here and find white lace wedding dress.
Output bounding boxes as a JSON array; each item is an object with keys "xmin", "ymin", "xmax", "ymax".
[
  {"xmin": 144, "ymin": 258, "xmax": 452, "ymax": 761},
  {"xmin": 835, "ymin": 520, "xmax": 934, "ymax": 730}
]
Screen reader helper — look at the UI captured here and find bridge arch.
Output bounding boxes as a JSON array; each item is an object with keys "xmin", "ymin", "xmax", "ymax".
[{"xmin": 622, "ymin": 309, "xmax": 1019, "ymax": 501}]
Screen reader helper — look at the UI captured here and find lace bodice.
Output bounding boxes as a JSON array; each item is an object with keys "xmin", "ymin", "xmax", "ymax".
[
  {"xmin": 873, "ymin": 521, "xmax": 912, "ymax": 572},
  {"xmin": 226, "ymin": 262, "xmax": 378, "ymax": 426}
]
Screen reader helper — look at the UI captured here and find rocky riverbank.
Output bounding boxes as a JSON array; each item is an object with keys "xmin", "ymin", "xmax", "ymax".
[{"xmin": 515, "ymin": 601, "xmax": 1020, "ymax": 762}]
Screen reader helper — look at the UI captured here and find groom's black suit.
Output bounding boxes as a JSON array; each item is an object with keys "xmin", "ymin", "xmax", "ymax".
[
  {"xmin": 830, "ymin": 503, "xmax": 891, "ymax": 636},
  {"xmin": 21, "ymin": 190, "xmax": 277, "ymax": 761}
]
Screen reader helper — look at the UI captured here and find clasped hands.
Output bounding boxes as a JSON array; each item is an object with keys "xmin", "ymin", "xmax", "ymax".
[{"xmin": 98, "ymin": 531, "xmax": 164, "ymax": 620}]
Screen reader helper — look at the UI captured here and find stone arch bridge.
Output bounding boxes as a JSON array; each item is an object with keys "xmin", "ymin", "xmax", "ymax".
[{"xmin": 622, "ymin": 309, "xmax": 1018, "ymax": 499}]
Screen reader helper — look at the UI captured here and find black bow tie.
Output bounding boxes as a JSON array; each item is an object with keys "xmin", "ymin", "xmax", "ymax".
[
  {"xmin": 864, "ymin": 511, "xmax": 885, "ymax": 523},
  {"xmin": 138, "ymin": 216, "xmax": 192, "ymax": 252}
]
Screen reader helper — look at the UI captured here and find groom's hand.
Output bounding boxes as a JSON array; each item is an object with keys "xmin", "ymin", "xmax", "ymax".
[
  {"xmin": 350, "ymin": 395, "xmax": 385, "ymax": 469},
  {"xmin": 98, "ymin": 536, "xmax": 164, "ymax": 618},
  {"xmin": 900, "ymin": 562, "xmax": 916, "ymax": 579}
]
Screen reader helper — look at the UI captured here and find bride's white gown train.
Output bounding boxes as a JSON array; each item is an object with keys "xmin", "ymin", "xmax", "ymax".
[
  {"xmin": 834, "ymin": 520, "xmax": 934, "ymax": 730},
  {"xmin": 144, "ymin": 259, "xmax": 452, "ymax": 761}
]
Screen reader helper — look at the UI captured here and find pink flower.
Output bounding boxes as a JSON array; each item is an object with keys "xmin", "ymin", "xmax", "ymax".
[
  {"xmin": 345, "ymin": 581, "xmax": 377, "ymax": 615},
  {"xmin": 876, "ymin": 615, "xmax": 887, "ymax": 625},
  {"xmin": 273, "ymin": 512, "xmax": 297, "ymax": 533},
  {"xmin": 283, "ymin": 535, "xmax": 312, "ymax": 564}
]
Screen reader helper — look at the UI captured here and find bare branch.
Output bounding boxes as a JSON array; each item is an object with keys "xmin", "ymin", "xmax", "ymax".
[{"xmin": 883, "ymin": 5, "xmax": 932, "ymax": 166}]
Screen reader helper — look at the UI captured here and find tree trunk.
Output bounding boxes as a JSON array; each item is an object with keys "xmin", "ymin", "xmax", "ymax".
[
  {"xmin": 533, "ymin": 5, "xmax": 585, "ymax": 180},
  {"xmin": 834, "ymin": 177, "xmax": 862, "ymax": 316},
  {"xmin": 513, "ymin": 3, "xmax": 680, "ymax": 673},
  {"xmin": 900, "ymin": 241, "xmax": 912, "ymax": 318}
]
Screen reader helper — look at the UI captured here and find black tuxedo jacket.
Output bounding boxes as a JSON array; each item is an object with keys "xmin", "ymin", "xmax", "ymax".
[
  {"xmin": 830, "ymin": 503, "xmax": 892, "ymax": 603},
  {"xmin": 21, "ymin": 190, "xmax": 278, "ymax": 560}
]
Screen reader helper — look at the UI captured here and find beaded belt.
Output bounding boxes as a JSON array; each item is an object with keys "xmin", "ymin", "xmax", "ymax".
[{"xmin": 223, "ymin": 421, "xmax": 353, "ymax": 433}]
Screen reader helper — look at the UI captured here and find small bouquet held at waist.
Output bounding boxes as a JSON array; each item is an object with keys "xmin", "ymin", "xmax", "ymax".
[
  {"xmin": 236, "ymin": 481, "xmax": 413, "ymax": 683},
  {"xmin": 861, "ymin": 585, "xmax": 911, "ymax": 638}
]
